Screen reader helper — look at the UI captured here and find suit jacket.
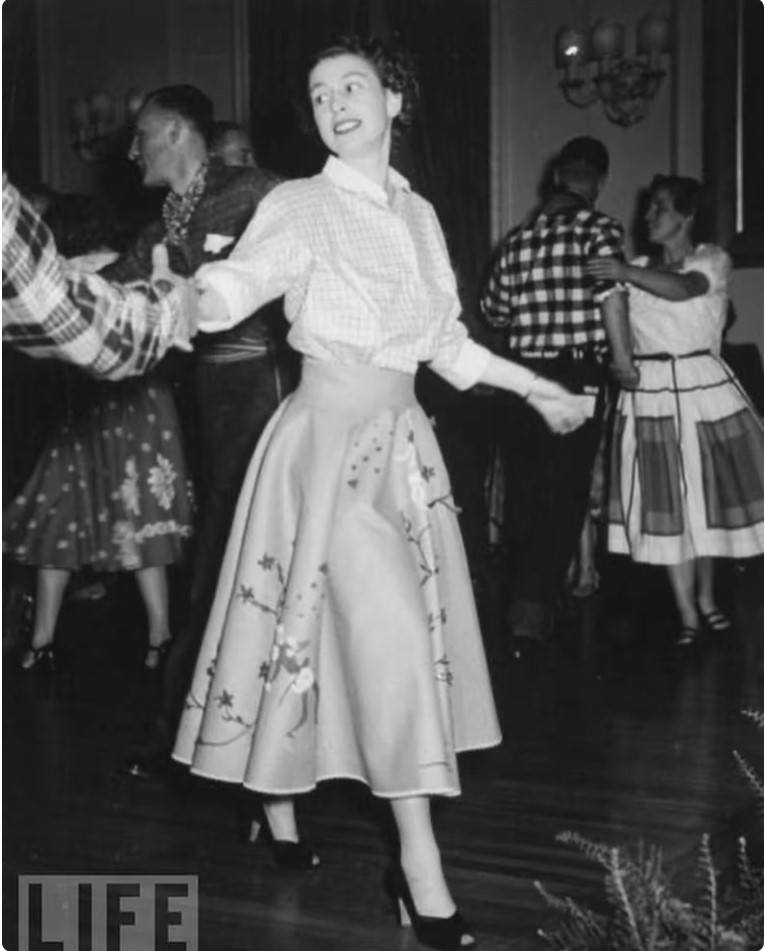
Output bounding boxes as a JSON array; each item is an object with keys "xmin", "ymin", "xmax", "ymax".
[{"xmin": 102, "ymin": 161, "xmax": 283, "ymax": 357}]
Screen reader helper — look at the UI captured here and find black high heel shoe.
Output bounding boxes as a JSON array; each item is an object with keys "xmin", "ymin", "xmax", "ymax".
[
  {"xmin": 20, "ymin": 643, "xmax": 56, "ymax": 674},
  {"xmin": 237, "ymin": 800, "xmax": 320, "ymax": 870},
  {"xmin": 384, "ymin": 864, "xmax": 475, "ymax": 950}
]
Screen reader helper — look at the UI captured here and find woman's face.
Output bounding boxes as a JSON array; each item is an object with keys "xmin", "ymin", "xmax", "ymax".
[
  {"xmin": 644, "ymin": 187, "xmax": 692, "ymax": 246},
  {"xmin": 308, "ymin": 52, "xmax": 402, "ymax": 163}
]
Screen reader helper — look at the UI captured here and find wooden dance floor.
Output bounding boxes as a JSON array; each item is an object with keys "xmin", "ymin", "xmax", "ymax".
[{"xmin": 3, "ymin": 554, "xmax": 762, "ymax": 950}]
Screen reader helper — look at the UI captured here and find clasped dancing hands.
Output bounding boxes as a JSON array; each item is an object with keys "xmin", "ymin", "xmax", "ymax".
[
  {"xmin": 149, "ymin": 243, "xmax": 200, "ymax": 352},
  {"xmin": 525, "ymin": 376, "xmax": 595, "ymax": 435}
]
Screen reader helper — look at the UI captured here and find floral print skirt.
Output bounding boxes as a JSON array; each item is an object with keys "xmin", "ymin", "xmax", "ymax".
[
  {"xmin": 607, "ymin": 353, "xmax": 764, "ymax": 564},
  {"xmin": 3, "ymin": 378, "xmax": 194, "ymax": 572},
  {"xmin": 173, "ymin": 359, "xmax": 501, "ymax": 798}
]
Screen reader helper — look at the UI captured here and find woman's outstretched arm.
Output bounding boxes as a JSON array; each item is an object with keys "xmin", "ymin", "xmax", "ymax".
[{"xmin": 585, "ymin": 258, "xmax": 709, "ymax": 301}]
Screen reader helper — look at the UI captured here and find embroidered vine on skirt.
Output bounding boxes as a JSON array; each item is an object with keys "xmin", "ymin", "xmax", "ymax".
[{"xmin": 173, "ymin": 360, "xmax": 501, "ymax": 798}]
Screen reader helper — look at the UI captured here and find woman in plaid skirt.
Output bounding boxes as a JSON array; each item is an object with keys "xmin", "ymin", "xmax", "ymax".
[{"xmin": 587, "ymin": 175, "xmax": 763, "ymax": 647}]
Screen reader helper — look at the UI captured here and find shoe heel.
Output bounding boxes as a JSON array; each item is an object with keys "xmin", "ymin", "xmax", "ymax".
[
  {"xmin": 246, "ymin": 818, "xmax": 262, "ymax": 844},
  {"xmin": 236, "ymin": 798, "xmax": 263, "ymax": 845},
  {"xmin": 384, "ymin": 863, "xmax": 475, "ymax": 950},
  {"xmin": 397, "ymin": 896, "xmax": 411, "ymax": 928},
  {"xmin": 384, "ymin": 865, "xmax": 413, "ymax": 927},
  {"xmin": 237, "ymin": 798, "xmax": 319, "ymax": 869}
]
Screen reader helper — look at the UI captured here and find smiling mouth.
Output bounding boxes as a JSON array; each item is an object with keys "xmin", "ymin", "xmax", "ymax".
[{"xmin": 333, "ymin": 119, "xmax": 361, "ymax": 134}]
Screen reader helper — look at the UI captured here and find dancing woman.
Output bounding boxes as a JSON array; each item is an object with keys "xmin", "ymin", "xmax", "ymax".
[
  {"xmin": 587, "ymin": 175, "xmax": 763, "ymax": 647},
  {"xmin": 174, "ymin": 35, "xmax": 590, "ymax": 949}
]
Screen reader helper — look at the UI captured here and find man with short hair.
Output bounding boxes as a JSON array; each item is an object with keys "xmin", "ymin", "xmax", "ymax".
[
  {"xmin": 481, "ymin": 136, "xmax": 637, "ymax": 646},
  {"xmin": 103, "ymin": 86, "xmax": 292, "ymax": 771}
]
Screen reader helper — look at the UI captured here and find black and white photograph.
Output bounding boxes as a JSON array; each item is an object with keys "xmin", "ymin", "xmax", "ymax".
[{"xmin": 2, "ymin": 0, "xmax": 763, "ymax": 949}]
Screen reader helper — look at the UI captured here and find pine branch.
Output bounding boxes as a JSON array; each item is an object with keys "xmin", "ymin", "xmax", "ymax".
[
  {"xmin": 740, "ymin": 709, "xmax": 764, "ymax": 730},
  {"xmin": 556, "ymin": 830, "xmax": 615, "ymax": 870},
  {"xmin": 732, "ymin": 750, "xmax": 764, "ymax": 800},
  {"xmin": 535, "ymin": 712, "xmax": 763, "ymax": 951},
  {"xmin": 534, "ymin": 882, "xmax": 610, "ymax": 948},
  {"xmin": 606, "ymin": 847, "xmax": 646, "ymax": 950},
  {"xmin": 735, "ymin": 837, "xmax": 759, "ymax": 897},
  {"xmin": 692, "ymin": 834, "xmax": 718, "ymax": 951}
]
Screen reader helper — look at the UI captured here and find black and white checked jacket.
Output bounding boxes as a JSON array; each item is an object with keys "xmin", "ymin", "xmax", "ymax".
[{"xmin": 480, "ymin": 199, "xmax": 625, "ymax": 355}]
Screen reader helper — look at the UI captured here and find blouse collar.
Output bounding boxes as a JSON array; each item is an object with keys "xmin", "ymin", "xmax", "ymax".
[{"xmin": 322, "ymin": 155, "xmax": 411, "ymax": 206}]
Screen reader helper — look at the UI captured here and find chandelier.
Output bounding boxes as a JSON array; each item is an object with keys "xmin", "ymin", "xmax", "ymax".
[{"xmin": 554, "ymin": 14, "xmax": 672, "ymax": 127}]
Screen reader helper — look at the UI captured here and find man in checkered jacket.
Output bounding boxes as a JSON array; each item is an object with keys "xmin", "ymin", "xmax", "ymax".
[{"xmin": 480, "ymin": 137, "xmax": 637, "ymax": 646}]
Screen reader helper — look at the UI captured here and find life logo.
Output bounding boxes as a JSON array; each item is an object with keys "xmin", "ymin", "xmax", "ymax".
[{"xmin": 18, "ymin": 875, "xmax": 198, "ymax": 951}]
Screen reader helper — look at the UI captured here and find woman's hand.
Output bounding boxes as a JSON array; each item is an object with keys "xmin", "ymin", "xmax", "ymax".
[
  {"xmin": 610, "ymin": 359, "xmax": 640, "ymax": 389},
  {"xmin": 525, "ymin": 377, "xmax": 593, "ymax": 434},
  {"xmin": 585, "ymin": 257, "xmax": 629, "ymax": 283}
]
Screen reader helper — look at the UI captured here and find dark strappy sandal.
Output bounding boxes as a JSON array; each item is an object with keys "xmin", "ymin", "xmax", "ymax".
[
  {"xmin": 675, "ymin": 626, "xmax": 700, "ymax": 648},
  {"xmin": 699, "ymin": 609, "xmax": 732, "ymax": 633}
]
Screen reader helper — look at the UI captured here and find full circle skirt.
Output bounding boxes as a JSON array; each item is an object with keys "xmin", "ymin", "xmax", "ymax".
[
  {"xmin": 607, "ymin": 353, "xmax": 764, "ymax": 564},
  {"xmin": 3, "ymin": 379, "xmax": 194, "ymax": 571},
  {"xmin": 173, "ymin": 360, "xmax": 501, "ymax": 798}
]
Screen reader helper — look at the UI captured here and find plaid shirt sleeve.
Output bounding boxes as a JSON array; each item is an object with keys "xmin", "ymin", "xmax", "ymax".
[
  {"xmin": 479, "ymin": 235, "xmax": 519, "ymax": 329},
  {"xmin": 586, "ymin": 214, "xmax": 626, "ymax": 303},
  {"xmin": 2, "ymin": 179, "xmax": 185, "ymax": 380}
]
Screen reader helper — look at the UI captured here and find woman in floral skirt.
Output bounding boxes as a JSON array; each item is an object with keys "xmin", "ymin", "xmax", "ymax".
[
  {"xmin": 173, "ymin": 35, "xmax": 590, "ymax": 949},
  {"xmin": 3, "ymin": 195, "xmax": 194, "ymax": 671}
]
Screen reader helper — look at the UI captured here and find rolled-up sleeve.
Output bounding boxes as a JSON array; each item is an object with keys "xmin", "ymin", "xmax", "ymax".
[
  {"xmin": 432, "ymin": 336, "xmax": 492, "ymax": 390},
  {"xmin": 480, "ymin": 246, "xmax": 515, "ymax": 328},
  {"xmin": 588, "ymin": 216, "xmax": 626, "ymax": 303}
]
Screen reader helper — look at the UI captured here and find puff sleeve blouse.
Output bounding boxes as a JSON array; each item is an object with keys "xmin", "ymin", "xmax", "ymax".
[{"xmin": 627, "ymin": 244, "xmax": 732, "ymax": 356}]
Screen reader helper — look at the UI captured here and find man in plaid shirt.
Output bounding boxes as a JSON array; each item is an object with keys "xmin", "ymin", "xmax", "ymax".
[
  {"xmin": 2, "ymin": 177, "xmax": 196, "ymax": 378},
  {"xmin": 480, "ymin": 137, "xmax": 637, "ymax": 647}
]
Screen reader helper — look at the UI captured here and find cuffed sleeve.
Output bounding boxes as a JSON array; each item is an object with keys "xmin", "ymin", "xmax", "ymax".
[
  {"xmin": 431, "ymin": 337, "xmax": 492, "ymax": 391},
  {"xmin": 588, "ymin": 217, "xmax": 626, "ymax": 304}
]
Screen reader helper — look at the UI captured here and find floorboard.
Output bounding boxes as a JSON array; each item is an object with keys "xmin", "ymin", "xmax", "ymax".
[{"xmin": 3, "ymin": 554, "xmax": 762, "ymax": 950}]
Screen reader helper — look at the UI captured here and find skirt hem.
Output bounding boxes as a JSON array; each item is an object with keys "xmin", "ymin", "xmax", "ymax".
[{"xmin": 171, "ymin": 736, "xmax": 502, "ymax": 799}]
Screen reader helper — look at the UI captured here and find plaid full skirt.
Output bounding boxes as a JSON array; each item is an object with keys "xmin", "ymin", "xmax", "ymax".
[
  {"xmin": 173, "ymin": 360, "xmax": 501, "ymax": 798},
  {"xmin": 607, "ymin": 352, "xmax": 764, "ymax": 564}
]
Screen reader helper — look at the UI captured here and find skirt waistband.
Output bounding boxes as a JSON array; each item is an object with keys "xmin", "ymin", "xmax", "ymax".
[
  {"xmin": 296, "ymin": 359, "xmax": 416, "ymax": 412},
  {"xmin": 636, "ymin": 349, "xmax": 712, "ymax": 362}
]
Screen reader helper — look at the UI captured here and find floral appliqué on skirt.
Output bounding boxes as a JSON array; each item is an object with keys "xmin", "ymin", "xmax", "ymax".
[{"xmin": 173, "ymin": 361, "xmax": 501, "ymax": 798}]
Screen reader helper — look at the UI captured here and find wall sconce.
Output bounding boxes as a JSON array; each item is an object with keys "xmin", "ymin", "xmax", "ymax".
[
  {"xmin": 69, "ymin": 88, "xmax": 146, "ymax": 162},
  {"xmin": 555, "ymin": 13, "xmax": 672, "ymax": 127}
]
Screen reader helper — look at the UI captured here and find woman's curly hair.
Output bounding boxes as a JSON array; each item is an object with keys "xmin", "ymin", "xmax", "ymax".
[{"xmin": 297, "ymin": 34, "xmax": 419, "ymax": 138}]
